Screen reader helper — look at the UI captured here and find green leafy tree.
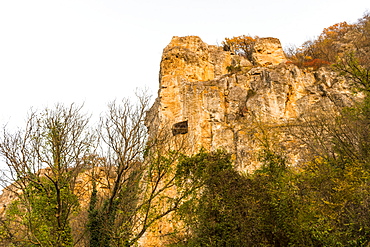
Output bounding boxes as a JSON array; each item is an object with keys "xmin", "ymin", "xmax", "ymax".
[
  {"xmin": 0, "ymin": 104, "xmax": 95, "ymax": 246},
  {"xmin": 174, "ymin": 150, "xmax": 251, "ymax": 247},
  {"xmin": 335, "ymin": 52, "xmax": 370, "ymax": 94}
]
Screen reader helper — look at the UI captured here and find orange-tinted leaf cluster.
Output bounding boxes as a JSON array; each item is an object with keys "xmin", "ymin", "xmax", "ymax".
[
  {"xmin": 319, "ymin": 22, "xmax": 354, "ymax": 41},
  {"xmin": 286, "ymin": 58, "xmax": 331, "ymax": 70},
  {"xmin": 222, "ymin": 35, "xmax": 258, "ymax": 60},
  {"xmin": 286, "ymin": 21, "xmax": 357, "ymax": 65},
  {"xmin": 303, "ymin": 59, "xmax": 331, "ymax": 70},
  {"xmin": 285, "ymin": 19, "xmax": 363, "ymax": 69}
]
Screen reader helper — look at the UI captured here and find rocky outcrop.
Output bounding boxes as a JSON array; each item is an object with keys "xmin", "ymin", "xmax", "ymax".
[
  {"xmin": 146, "ymin": 36, "xmax": 357, "ymax": 171},
  {"xmin": 252, "ymin": 37, "xmax": 287, "ymax": 66},
  {"xmin": 0, "ymin": 184, "xmax": 20, "ymax": 217}
]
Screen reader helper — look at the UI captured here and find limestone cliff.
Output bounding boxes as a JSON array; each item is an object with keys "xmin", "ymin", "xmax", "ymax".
[{"xmin": 146, "ymin": 36, "xmax": 357, "ymax": 171}]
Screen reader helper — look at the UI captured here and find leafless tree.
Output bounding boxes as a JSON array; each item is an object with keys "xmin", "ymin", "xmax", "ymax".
[
  {"xmin": 88, "ymin": 91, "xmax": 194, "ymax": 246},
  {"xmin": 287, "ymin": 103, "xmax": 370, "ymax": 167}
]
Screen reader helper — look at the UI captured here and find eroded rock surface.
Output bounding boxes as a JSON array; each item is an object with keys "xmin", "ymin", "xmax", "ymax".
[
  {"xmin": 147, "ymin": 35, "xmax": 356, "ymax": 171},
  {"xmin": 253, "ymin": 37, "xmax": 287, "ymax": 66}
]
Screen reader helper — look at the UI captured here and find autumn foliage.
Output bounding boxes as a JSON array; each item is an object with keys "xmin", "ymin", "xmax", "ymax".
[
  {"xmin": 222, "ymin": 35, "xmax": 258, "ymax": 61},
  {"xmin": 285, "ymin": 21, "xmax": 360, "ymax": 70},
  {"xmin": 286, "ymin": 14, "xmax": 370, "ymax": 70},
  {"xmin": 286, "ymin": 58, "xmax": 331, "ymax": 70}
]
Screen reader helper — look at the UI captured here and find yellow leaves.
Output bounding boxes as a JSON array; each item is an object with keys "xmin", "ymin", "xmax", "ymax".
[
  {"xmin": 287, "ymin": 21, "xmax": 356, "ymax": 65},
  {"xmin": 230, "ymin": 153, "xmax": 237, "ymax": 162},
  {"xmin": 222, "ymin": 35, "xmax": 259, "ymax": 59},
  {"xmin": 320, "ymin": 22, "xmax": 354, "ymax": 40},
  {"xmin": 321, "ymin": 199, "xmax": 342, "ymax": 207},
  {"xmin": 223, "ymin": 35, "xmax": 257, "ymax": 46}
]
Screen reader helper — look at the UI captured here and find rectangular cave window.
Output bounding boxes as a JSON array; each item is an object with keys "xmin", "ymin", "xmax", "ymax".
[{"xmin": 172, "ymin": 121, "xmax": 188, "ymax": 136}]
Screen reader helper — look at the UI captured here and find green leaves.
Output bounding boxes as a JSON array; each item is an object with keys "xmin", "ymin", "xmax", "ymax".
[
  {"xmin": 6, "ymin": 178, "xmax": 77, "ymax": 246},
  {"xmin": 335, "ymin": 52, "xmax": 370, "ymax": 94},
  {"xmin": 176, "ymin": 149, "xmax": 232, "ymax": 184}
]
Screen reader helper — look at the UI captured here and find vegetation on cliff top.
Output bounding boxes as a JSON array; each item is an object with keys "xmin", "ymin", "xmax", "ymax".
[{"xmin": 223, "ymin": 12, "xmax": 369, "ymax": 75}]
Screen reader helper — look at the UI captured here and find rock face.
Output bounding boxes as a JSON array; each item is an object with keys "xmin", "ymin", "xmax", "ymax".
[
  {"xmin": 146, "ymin": 35, "xmax": 356, "ymax": 171},
  {"xmin": 253, "ymin": 37, "xmax": 287, "ymax": 66},
  {"xmin": 0, "ymin": 184, "xmax": 21, "ymax": 217}
]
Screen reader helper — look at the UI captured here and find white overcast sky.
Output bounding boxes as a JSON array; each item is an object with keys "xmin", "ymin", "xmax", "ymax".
[{"xmin": 0, "ymin": 0, "xmax": 369, "ymax": 127}]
